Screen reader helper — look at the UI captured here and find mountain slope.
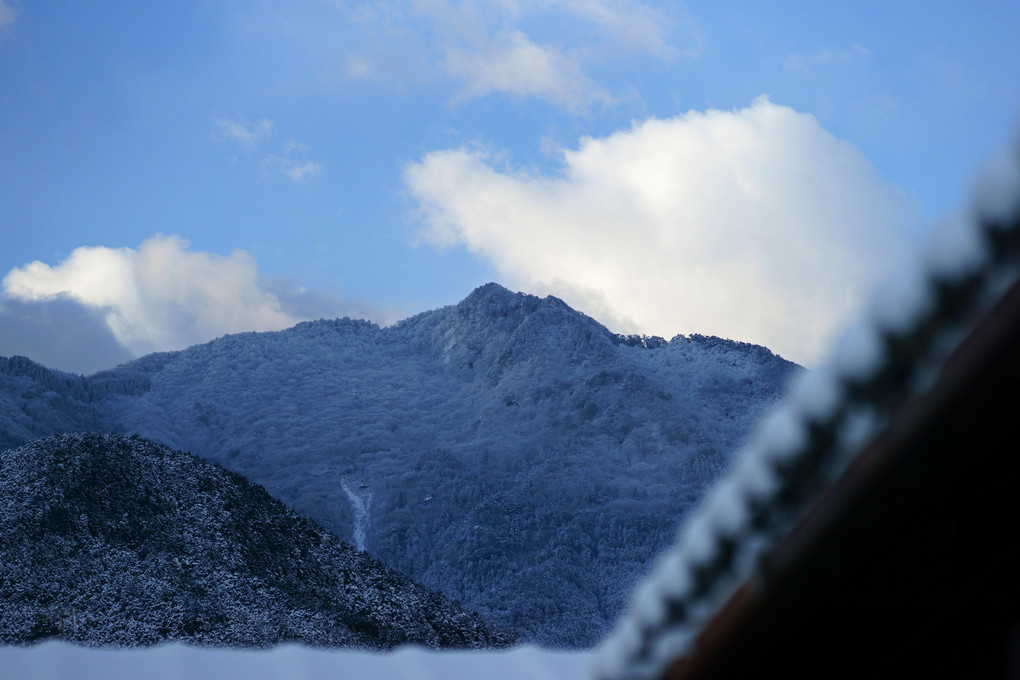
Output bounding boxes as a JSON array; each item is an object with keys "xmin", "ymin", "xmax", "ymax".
[
  {"xmin": 0, "ymin": 284, "xmax": 798, "ymax": 645},
  {"xmin": 0, "ymin": 432, "xmax": 514, "ymax": 648},
  {"xmin": 0, "ymin": 356, "xmax": 99, "ymax": 451}
]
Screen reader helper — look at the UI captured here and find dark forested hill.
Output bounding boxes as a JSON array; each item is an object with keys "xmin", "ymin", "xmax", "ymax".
[
  {"xmin": 0, "ymin": 432, "xmax": 513, "ymax": 648},
  {"xmin": 0, "ymin": 283, "xmax": 798, "ymax": 646}
]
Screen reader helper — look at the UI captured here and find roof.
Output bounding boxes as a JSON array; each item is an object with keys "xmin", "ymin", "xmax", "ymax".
[{"xmin": 596, "ymin": 146, "xmax": 1020, "ymax": 679}]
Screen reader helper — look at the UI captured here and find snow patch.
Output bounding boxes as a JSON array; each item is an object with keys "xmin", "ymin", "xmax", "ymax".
[
  {"xmin": 0, "ymin": 642, "xmax": 593, "ymax": 680},
  {"xmin": 341, "ymin": 477, "xmax": 373, "ymax": 552}
]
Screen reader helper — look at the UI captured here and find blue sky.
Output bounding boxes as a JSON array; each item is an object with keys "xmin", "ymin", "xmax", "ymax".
[{"xmin": 1, "ymin": 0, "xmax": 1018, "ymax": 372}]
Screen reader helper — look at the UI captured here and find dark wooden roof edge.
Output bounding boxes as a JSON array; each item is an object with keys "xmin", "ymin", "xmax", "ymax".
[{"xmin": 660, "ymin": 249, "xmax": 1020, "ymax": 680}]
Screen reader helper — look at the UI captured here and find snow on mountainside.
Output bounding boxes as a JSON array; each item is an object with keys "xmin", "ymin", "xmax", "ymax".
[
  {"xmin": 0, "ymin": 284, "xmax": 798, "ymax": 646},
  {"xmin": 0, "ymin": 432, "xmax": 513, "ymax": 648},
  {"xmin": 0, "ymin": 356, "xmax": 99, "ymax": 450}
]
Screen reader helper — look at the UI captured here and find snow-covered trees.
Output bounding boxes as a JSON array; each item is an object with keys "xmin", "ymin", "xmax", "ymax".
[
  {"xmin": 0, "ymin": 284, "xmax": 796, "ymax": 645},
  {"xmin": 0, "ymin": 433, "xmax": 514, "ymax": 648}
]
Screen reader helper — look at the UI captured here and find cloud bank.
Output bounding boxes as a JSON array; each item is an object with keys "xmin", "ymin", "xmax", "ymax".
[
  {"xmin": 406, "ymin": 97, "xmax": 920, "ymax": 365},
  {"xmin": 1, "ymin": 235, "xmax": 389, "ymax": 374},
  {"xmin": 2, "ymin": 235, "xmax": 299, "ymax": 357},
  {"xmin": 0, "ymin": 298, "xmax": 135, "ymax": 375}
]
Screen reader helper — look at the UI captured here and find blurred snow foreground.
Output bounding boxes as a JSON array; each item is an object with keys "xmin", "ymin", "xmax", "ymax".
[
  {"xmin": 0, "ymin": 642, "xmax": 593, "ymax": 679},
  {"xmin": 4, "ymin": 142, "xmax": 1019, "ymax": 680}
]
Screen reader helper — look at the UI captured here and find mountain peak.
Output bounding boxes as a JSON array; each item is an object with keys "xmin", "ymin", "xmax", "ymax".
[
  {"xmin": 459, "ymin": 282, "xmax": 523, "ymax": 309},
  {"xmin": 456, "ymin": 283, "xmax": 584, "ymax": 324}
]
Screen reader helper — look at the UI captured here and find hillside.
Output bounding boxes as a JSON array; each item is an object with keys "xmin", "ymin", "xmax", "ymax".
[
  {"xmin": 0, "ymin": 432, "xmax": 513, "ymax": 648},
  {"xmin": 0, "ymin": 356, "xmax": 98, "ymax": 451},
  {"xmin": 0, "ymin": 284, "xmax": 798, "ymax": 645}
]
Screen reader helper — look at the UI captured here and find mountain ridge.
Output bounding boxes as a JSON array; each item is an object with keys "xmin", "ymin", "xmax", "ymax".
[{"xmin": 0, "ymin": 283, "xmax": 798, "ymax": 645}]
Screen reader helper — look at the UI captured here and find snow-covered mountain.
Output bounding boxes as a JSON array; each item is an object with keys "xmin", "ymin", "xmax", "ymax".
[
  {"xmin": 0, "ymin": 283, "xmax": 798, "ymax": 646},
  {"xmin": 0, "ymin": 432, "xmax": 514, "ymax": 648}
]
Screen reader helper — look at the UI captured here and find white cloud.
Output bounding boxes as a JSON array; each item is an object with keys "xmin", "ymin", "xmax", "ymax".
[
  {"xmin": 2, "ymin": 235, "xmax": 300, "ymax": 356},
  {"xmin": 277, "ymin": 160, "xmax": 322, "ymax": 181},
  {"xmin": 0, "ymin": 0, "xmax": 15, "ymax": 27},
  {"xmin": 268, "ymin": 141, "xmax": 323, "ymax": 181},
  {"xmin": 215, "ymin": 117, "xmax": 321, "ymax": 181},
  {"xmin": 445, "ymin": 29, "xmax": 610, "ymax": 110},
  {"xmin": 369, "ymin": 0, "xmax": 694, "ymax": 109},
  {"xmin": 214, "ymin": 116, "xmax": 274, "ymax": 149},
  {"xmin": 546, "ymin": 0, "xmax": 694, "ymax": 58},
  {"xmin": 405, "ymin": 97, "xmax": 920, "ymax": 365}
]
